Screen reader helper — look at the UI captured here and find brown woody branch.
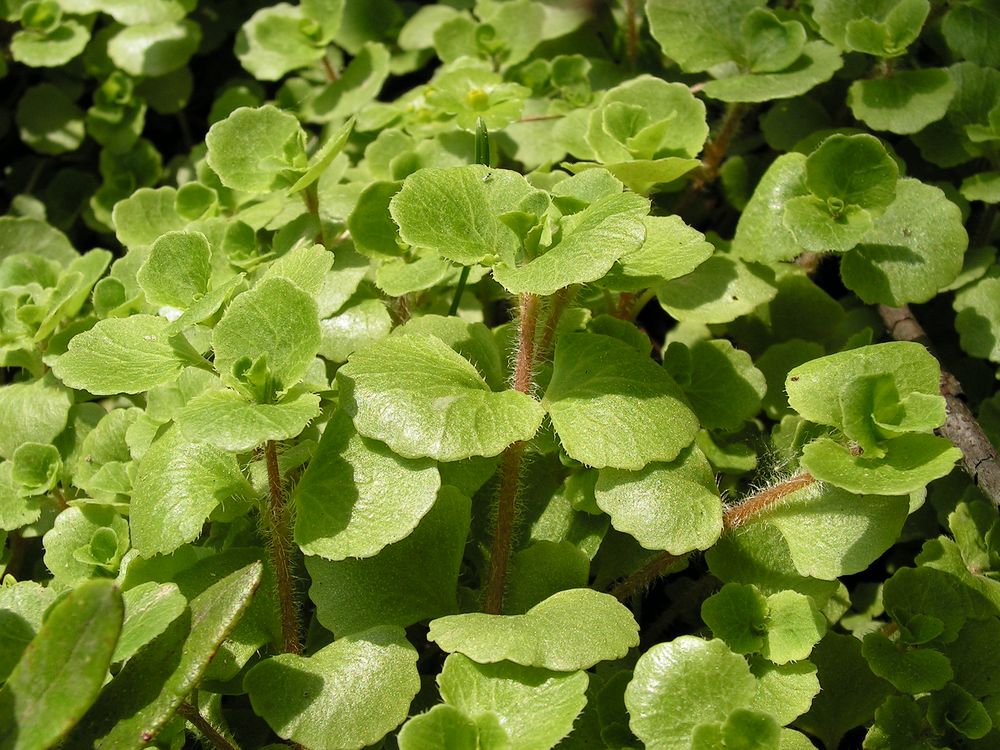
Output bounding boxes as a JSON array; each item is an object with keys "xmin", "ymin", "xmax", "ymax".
[{"xmin": 878, "ymin": 304, "xmax": 1000, "ymax": 508}]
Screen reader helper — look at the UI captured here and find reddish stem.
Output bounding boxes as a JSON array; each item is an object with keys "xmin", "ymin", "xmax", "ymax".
[
  {"xmin": 484, "ymin": 293, "xmax": 540, "ymax": 614},
  {"xmin": 264, "ymin": 441, "xmax": 302, "ymax": 654},
  {"xmin": 611, "ymin": 472, "xmax": 815, "ymax": 600}
]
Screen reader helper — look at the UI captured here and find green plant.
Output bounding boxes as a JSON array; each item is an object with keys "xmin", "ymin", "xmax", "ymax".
[{"xmin": 1, "ymin": 1, "xmax": 999, "ymax": 748}]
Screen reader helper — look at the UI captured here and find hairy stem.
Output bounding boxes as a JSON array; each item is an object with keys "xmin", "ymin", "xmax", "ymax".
[
  {"xmin": 537, "ymin": 286, "xmax": 577, "ymax": 362},
  {"xmin": 177, "ymin": 700, "xmax": 242, "ymax": 750},
  {"xmin": 879, "ymin": 304, "xmax": 1000, "ymax": 508},
  {"xmin": 264, "ymin": 441, "xmax": 302, "ymax": 654},
  {"xmin": 683, "ymin": 103, "xmax": 747, "ymax": 203},
  {"xmin": 484, "ymin": 293, "xmax": 540, "ymax": 614},
  {"xmin": 611, "ymin": 472, "xmax": 815, "ymax": 601}
]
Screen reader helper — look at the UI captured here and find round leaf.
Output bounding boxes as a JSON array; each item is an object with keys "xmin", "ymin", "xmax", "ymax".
[
  {"xmin": 625, "ymin": 636, "xmax": 757, "ymax": 750},
  {"xmin": 244, "ymin": 626, "xmax": 420, "ymax": 750}
]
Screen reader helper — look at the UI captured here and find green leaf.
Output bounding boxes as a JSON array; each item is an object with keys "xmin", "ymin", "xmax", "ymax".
[
  {"xmin": 749, "ymin": 658, "xmax": 820, "ymax": 726},
  {"xmin": 112, "ymin": 581, "xmax": 187, "ymax": 664},
  {"xmin": 0, "ymin": 374, "xmax": 71, "ymax": 460},
  {"xmin": 0, "ymin": 216, "xmax": 77, "ymax": 265},
  {"xmin": 244, "ymin": 626, "xmax": 420, "ymax": 750},
  {"xmin": 667, "ymin": 339, "xmax": 766, "ymax": 430},
  {"xmin": 338, "ymin": 334, "xmax": 545, "ymax": 461},
  {"xmin": 701, "ymin": 585, "xmax": 824, "ymax": 665},
  {"xmin": 293, "ymin": 410, "xmax": 440, "ymax": 560},
  {"xmin": 961, "ymin": 171, "xmax": 1000, "ymax": 203},
  {"xmin": 52, "ymin": 315, "xmax": 191, "ymax": 395},
  {"xmin": 0, "ymin": 579, "xmax": 123, "ymax": 750},
  {"xmin": 762, "ymin": 482, "xmax": 911, "ymax": 579},
  {"xmin": 306, "ymin": 42, "xmax": 390, "ymax": 122},
  {"xmin": 806, "ymin": 134, "xmax": 899, "ymax": 211},
  {"xmin": 862, "ymin": 633, "xmax": 953, "ymax": 694},
  {"xmin": 841, "ymin": 179, "xmax": 967, "ymax": 305},
  {"xmin": 306, "ymin": 486, "xmax": 469, "ymax": 636},
  {"xmin": 212, "ymin": 277, "xmax": 321, "ymax": 394},
  {"xmin": 493, "ymin": 192, "xmax": 650, "ymax": 296},
  {"xmin": 110, "ymin": 187, "xmax": 186, "ymax": 250},
  {"xmin": 864, "ymin": 695, "xmax": 933, "ymax": 750},
  {"xmin": 42, "ymin": 506, "xmax": 129, "ymax": 585},
  {"xmin": 701, "ymin": 42, "xmax": 844, "ymax": 103},
  {"xmin": 701, "ymin": 583, "xmax": 769, "ymax": 655},
  {"xmin": 883, "ymin": 566, "xmax": 967, "ymax": 645},
  {"xmin": 396, "ymin": 705, "xmax": 488, "ymax": 750},
  {"xmin": 67, "ymin": 562, "xmax": 262, "ymax": 749},
  {"xmin": 733, "ymin": 153, "xmax": 809, "ymax": 263},
  {"xmin": 436, "ymin": 653, "xmax": 589, "ymax": 750},
  {"xmin": 848, "ymin": 68, "xmax": 956, "ymax": 134},
  {"xmin": 801, "ymin": 435, "xmax": 961, "ymax": 495},
  {"xmin": 656, "ymin": 255, "xmax": 778, "ymax": 324},
  {"xmin": 130, "ymin": 425, "xmax": 253, "ymax": 556},
  {"xmin": 926, "ymin": 683, "xmax": 993, "ymax": 739},
  {"xmin": 375, "ymin": 253, "xmax": 452, "ymax": 296},
  {"xmin": 177, "ymin": 388, "xmax": 321, "ymax": 453},
  {"xmin": 205, "ymin": 106, "xmax": 308, "ymax": 194},
  {"xmin": 236, "ymin": 4, "xmax": 325, "ymax": 81},
  {"xmin": 942, "ymin": 2, "xmax": 1000, "ymax": 67},
  {"xmin": 797, "ymin": 633, "xmax": 893, "ymax": 749},
  {"xmin": 0, "ymin": 582, "xmax": 57, "ymax": 682},
  {"xmin": 506, "ymin": 540, "xmax": 590, "ymax": 615},
  {"xmin": 786, "ymin": 341, "xmax": 942, "ymax": 433},
  {"xmin": 349, "ymin": 180, "xmax": 405, "ymax": 258},
  {"xmin": 10, "ymin": 20, "xmax": 89, "ymax": 68},
  {"xmin": 585, "ymin": 76, "xmax": 708, "ymax": 162},
  {"xmin": 165, "ymin": 275, "xmax": 244, "ymax": 335},
  {"xmin": 564, "ymin": 158, "xmax": 702, "ymax": 195},
  {"xmin": 262, "ymin": 243, "xmax": 334, "ymax": 299},
  {"xmin": 15, "ymin": 83, "xmax": 85, "ymax": 155},
  {"xmin": 319, "ymin": 299, "xmax": 393, "ymax": 364},
  {"xmin": 107, "ymin": 20, "xmax": 200, "ymax": 77},
  {"xmin": 543, "ymin": 333, "xmax": 699, "ymax": 470},
  {"xmin": 595, "ymin": 445, "xmax": 723, "ymax": 554},
  {"xmin": 11, "ymin": 442, "xmax": 61, "ymax": 495},
  {"xmin": 813, "ymin": 0, "xmax": 929, "ymax": 56},
  {"xmin": 288, "ymin": 116, "xmax": 355, "ymax": 194},
  {"xmin": 762, "ymin": 590, "xmax": 826, "ymax": 665},
  {"xmin": 912, "ymin": 62, "xmax": 1000, "ymax": 167},
  {"xmin": 389, "ymin": 165, "xmax": 537, "ymax": 266},
  {"xmin": 136, "ymin": 230, "xmax": 212, "ymax": 309},
  {"xmin": 954, "ymin": 275, "xmax": 1000, "ymax": 363},
  {"xmin": 646, "ymin": 0, "xmax": 760, "ymax": 73},
  {"xmin": 394, "ymin": 314, "xmax": 505, "ymax": 392},
  {"xmin": 742, "ymin": 8, "xmax": 807, "ymax": 73},
  {"xmin": 428, "ymin": 588, "xmax": 639, "ymax": 671},
  {"xmin": 625, "ymin": 636, "xmax": 756, "ymax": 750},
  {"xmin": 605, "ymin": 215, "xmax": 714, "ymax": 290}
]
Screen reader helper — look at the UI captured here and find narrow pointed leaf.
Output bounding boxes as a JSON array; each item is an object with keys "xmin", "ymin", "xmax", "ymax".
[
  {"xmin": 0, "ymin": 579, "xmax": 124, "ymax": 750},
  {"xmin": 67, "ymin": 562, "xmax": 263, "ymax": 749}
]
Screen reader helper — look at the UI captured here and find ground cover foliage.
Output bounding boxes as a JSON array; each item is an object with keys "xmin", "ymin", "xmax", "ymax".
[{"xmin": 1, "ymin": 0, "xmax": 1000, "ymax": 748}]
